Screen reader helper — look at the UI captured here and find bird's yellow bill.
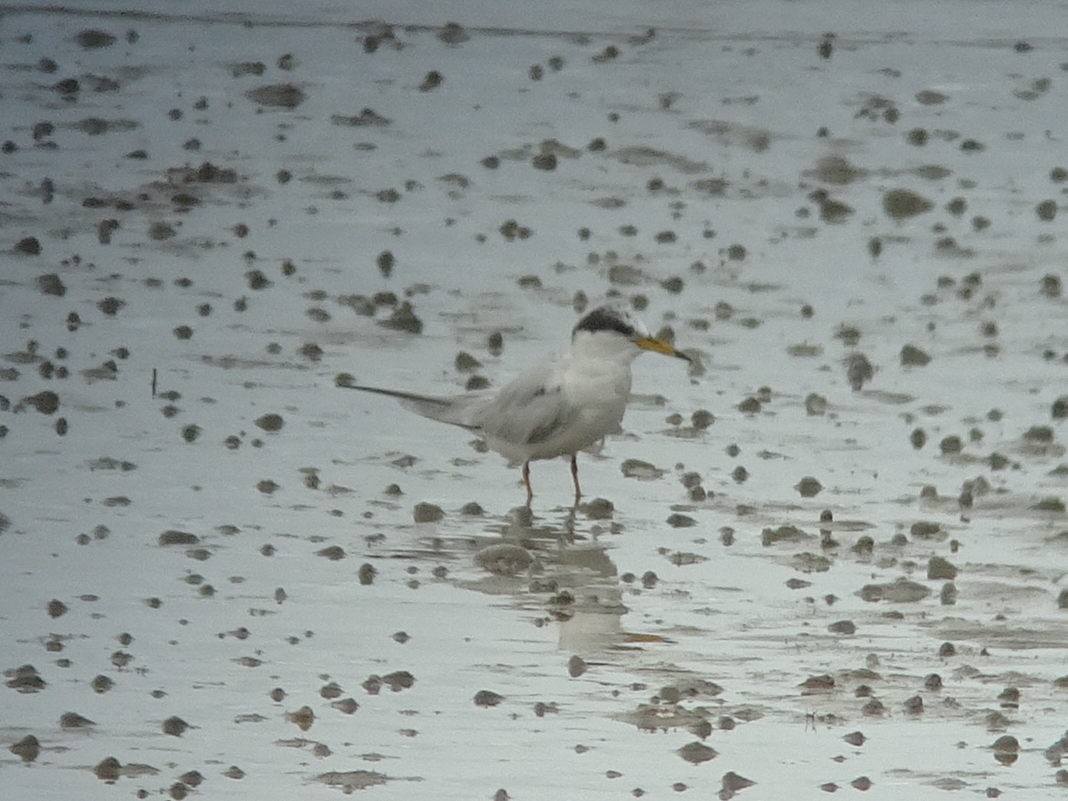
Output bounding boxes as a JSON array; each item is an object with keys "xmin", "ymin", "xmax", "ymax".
[{"xmin": 634, "ymin": 337, "xmax": 692, "ymax": 362}]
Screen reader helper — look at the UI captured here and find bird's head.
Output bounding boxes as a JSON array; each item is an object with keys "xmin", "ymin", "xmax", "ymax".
[{"xmin": 572, "ymin": 305, "xmax": 692, "ymax": 362}]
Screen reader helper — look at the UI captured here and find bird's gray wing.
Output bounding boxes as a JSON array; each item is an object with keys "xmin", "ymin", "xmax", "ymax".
[
  {"xmin": 339, "ymin": 383, "xmax": 490, "ymax": 430},
  {"xmin": 477, "ymin": 362, "xmax": 575, "ymax": 446}
]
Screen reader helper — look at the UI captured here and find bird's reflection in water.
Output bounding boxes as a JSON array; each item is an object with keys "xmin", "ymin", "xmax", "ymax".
[{"xmin": 462, "ymin": 501, "xmax": 629, "ymax": 654}]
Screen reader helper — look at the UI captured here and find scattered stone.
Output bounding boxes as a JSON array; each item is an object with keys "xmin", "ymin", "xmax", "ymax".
[
  {"xmin": 677, "ymin": 741, "xmax": 718, "ymax": 764},
  {"xmin": 621, "ymin": 458, "xmax": 666, "ymax": 480},
  {"xmin": 858, "ymin": 577, "xmax": 931, "ymax": 603},
  {"xmin": 246, "ymin": 83, "xmax": 306, "ymax": 108},
  {"xmin": 10, "ymin": 734, "xmax": 40, "ymax": 762},
  {"xmin": 419, "ymin": 71, "xmax": 443, "ymax": 91},
  {"xmin": 843, "ymin": 731, "xmax": 866, "ymax": 746},
  {"xmin": 254, "ymin": 413, "xmax": 284, "ymax": 432},
  {"xmin": 162, "ymin": 715, "xmax": 189, "ymax": 735},
  {"xmin": 474, "ymin": 689, "xmax": 504, "ymax": 707},
  {"xmin": 883, "ymin": 188, "xmax": 934, "ymax": 220},
  {"xmin": 75, "ymin": 29, "xmax": 116, "ymax": 48},
  {"xmin": 805, "ymin": 393, "xmax": 828, "ymax": 415},
  {"xmin": 14, "ymin": 237, "xmax": 41, "ymax": 255},
  {"xmin": 358, "ymin": 563, "xmax": 377, "ymax": 585},
  {"xmin": 60, "ymin": 711, "xmax": 95, "ymax": 729},
  {"xmin": 928, "ymin": 556, "xmax": 958, "ymax": 580},
  {"xmin": 845, "ymin": 353, "xmax": 874, "ymax": 390},
  {"xmin": 22, "ymin": 390, "xmax": 59, "ymax": 414},
  {"xmin": 1037, "ymin": 200, "xmax": 1058, "ymax": 222},
  {"xmin": 582, "ymin": 497, "xmax": 614, "ymax": 519},
  {"xmin": 796, "ymin": 476, "xmax": 822, "ymax": 497},
  {"xmin": 94, "ymin": 756, "xmax": 122, "ymax": 781},
  {"xmin": 36, "ymin": 273, "xmax": 65, "ymax": 296},
  {"xmin": 828, "ymin": 620, "xmax": 856, "ymax": 635},
  {"xmin": 667, "ymin": 513, "xmax": 697, "ymax": 528},
  {"xmin": 286, "ymin": 706, "xmax": 314, "ymax": 731},
  {"xmin": 413, "ymin": 502, "xmax": 444, "ymax": 523},
  {"xmin": 315, "ymin": 770, "xmax": 386, "ymax": 791},
  {"xmin": 800, "ymin": 674, "xmax": 835, "ymax": 693},
  {"xmin": 761, "ymin": 525, "xmax": 808, "ymax": 546},
  {"xmin": 719, "ymin": 772, "xmax": 755, "ymax": 799},
  {"xmin": 901, "ymin": 345, "xmax": 931, "ymax": 366},
  {"xmin": 379, "ymin": 302, "xmax": 422, "ymax": 334},
  {"xmin": 159, "ymin": 530, "xmax": 198, "ymax": 546},
  {"xmin": 317, "ymin": 545, "xmax": 345, "ymax": 561}
]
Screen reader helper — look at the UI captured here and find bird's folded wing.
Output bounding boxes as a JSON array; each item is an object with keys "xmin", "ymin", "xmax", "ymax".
[{"xmin": 480, "ymin": 377, "xmax": 575, "ymax": 446}]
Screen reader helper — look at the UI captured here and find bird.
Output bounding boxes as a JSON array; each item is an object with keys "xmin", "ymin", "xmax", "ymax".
[{"xmin": 337, "ymin": 304, "xmax": 692, "ymax": 504}]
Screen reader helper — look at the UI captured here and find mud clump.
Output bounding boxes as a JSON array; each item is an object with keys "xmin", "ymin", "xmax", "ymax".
[
  {"xmin": 10, "ymin": 734, "xmax": 40, "ymax": 763},
  {"xmin": 159, "ymin": 530, "xmax": 199, "ymax": 546},
  {"xmin": 474, "ymin": 689, "xmax": 504, "ymax": 707},
  {"xmin": 413, "ymin": 502, "xmax": 444, "ymax": 523},
  {"xmin": 97, "ymin": 296, "xmax": 125, "ymax": 315},
  {"xmin": 169, "ymin": 161, "xmax": 238, "ymax": 184},
  {"xmin": 378, "ymin": 302, "xmax": 423, "ymax": 334},
  {"xmin": 317, "ymin": 545, "xmax": 345, "ymax": 561},
  {"xmin": 162, "ymin": 715, "xmax": 189, "ymax": 736},
  {"xmin": 363, "ymin": 671, "xmax": 415, "ymax": 694},
  {"xmin": 14, "ymin": 237, "xmax": 41, "ymax": 255},
  {"xmin": 805, "ymin": 393, "xmax": 827, "ymax": 415},
  {"xmin": 621, "ymin": 459, "xmax": 665, "ymax": 480},
  {"xmin": 419, "ymin": 71, "xmax": 444, "ymax": 91},
  {"xmin": 829, "ymin": 619, "xmax": 856, "ymax": 635},
  {"xmin": 21, "ymin": 390, "xmax": 59, "ymax": 414},
  {"xmin": 859, "ymin": 577, "xmax": 931, "ymax": 603},
  {"xmin": 36, "ymin": 273, "xmax": 65, "ymax": 296},
  {"xmin": 883, "ymin": 188, "xmax": 934, "ymax": 220},
  {"xmin": 722, "ymin": 771, "xmax": 756, "ymax": 795},
  {"xmin": 94, "ymin": 756, "xmax": 122, "ymax": 781},
  {"xmin": 1036, "ymin": 200, "xmax": 1057, "ymax": 221},
  {"xmin": 316, "ymin": 771, "xmax": 387, "ymax": 792},
  {"xmin": 75, "ymin": 29, "xmax": 116, "ymax": 49},
  {"xmin": 678, "ymin": 741, "xmax": 718, "ymax": 764},
  {"xmin": 358, "ymin": 563, "xmax": 377, "ymax": 585},
  {"xmin": 286, "ymin": 706, "xmax": 314, "ymax": 731},
  {"xmin": 901, "ymin": 344, "xmax": 931, "ymax": 366},
  {"xmin": 246, "ymin": 83, "xmax": 306, "ymax": 108},
  {"xmin": 845, "ymin": 353, "xmax": 874, "ymax": 390},
  {"xmin": 254, "ymin": 413, "xmax": 284, "ymax": 432},
  {"xmin": 6, "ymin": 664, "xmax": 46, "ymax": 692},
  {"xmin": 928, "ymin": 556, "xmax": 958, "ymax": 580},
  {"xmin": 761, "ymin": 525, "xmax": 809, "ymax": 546},
  {"xmin": 60, "ymin": 711, "xmax": 95, "ymax": 729}
]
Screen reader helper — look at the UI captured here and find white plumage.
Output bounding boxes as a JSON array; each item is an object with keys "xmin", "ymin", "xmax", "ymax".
[{"xmin": 340, "ymin": 305, "xmax": 691, "ymax": 503}]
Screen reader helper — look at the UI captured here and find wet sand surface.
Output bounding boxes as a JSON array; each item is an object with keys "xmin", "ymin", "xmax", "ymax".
[{"xmin": 2, "ymin": 2, "xmax": 1068, "ymax": 798}]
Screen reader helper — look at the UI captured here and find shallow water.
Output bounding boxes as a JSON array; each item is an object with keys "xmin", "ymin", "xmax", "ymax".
[{"xmin": 2, "ymin": 2, "xmax": 1068, "ymax": 798}]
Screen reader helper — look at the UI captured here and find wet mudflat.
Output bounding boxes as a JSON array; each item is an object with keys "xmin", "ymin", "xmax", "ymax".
[{"xmin": 2, "ymin": 1, "xmax": 1068, "ymax": 798}]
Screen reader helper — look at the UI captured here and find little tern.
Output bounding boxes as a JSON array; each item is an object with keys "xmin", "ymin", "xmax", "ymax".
[{"xmin": 338, "ymin": 305, "xmax": 692, "ymax": 503}]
